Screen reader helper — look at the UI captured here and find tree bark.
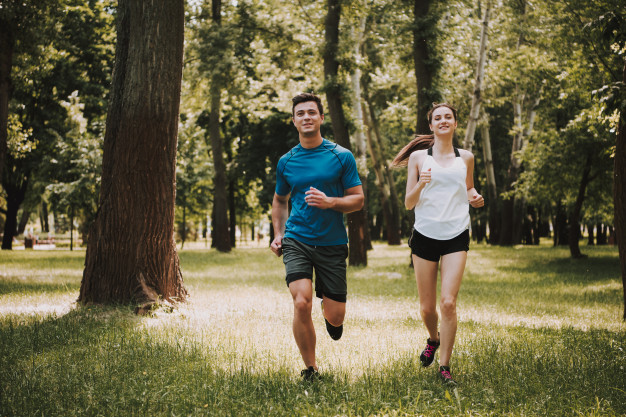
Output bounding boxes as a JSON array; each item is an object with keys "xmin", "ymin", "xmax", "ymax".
[
  {"xmin": 79, "ymin": 0, "xmax": 187, "ymax": 307},
  {"xmin": 0, "ymin": 22, "xmax": 13, "ymax": 185},
  {"xmin": 464, "ymin": 1, "xmax": 491, "ymax": 151},
  {"xmin": 413, "ymin": 0, "xmax": 438, "ymax": 134},
  {"xmin": 614, "ymin": 60, "xmax": 626, "ymax": 320},
  {"xmin": 323, "ymin": 0, "xmax": 367, "ymax": 266},
  {"xmin": 1, "ymin": 175, "xmax": 27, "ymax": 250}
]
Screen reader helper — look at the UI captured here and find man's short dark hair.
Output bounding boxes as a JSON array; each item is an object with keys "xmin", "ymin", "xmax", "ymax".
[{"xmin": 292, "ymin": 93, "xmax": 324, "ymax": 116}]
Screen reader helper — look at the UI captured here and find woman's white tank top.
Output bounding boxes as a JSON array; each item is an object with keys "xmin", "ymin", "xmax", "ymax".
[{"xmin": 413, "ymin": 147, "xmax": 470, "ymax": 240}]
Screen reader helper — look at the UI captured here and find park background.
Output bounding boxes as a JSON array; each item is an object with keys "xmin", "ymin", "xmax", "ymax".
[{"xmin": 1, "ymin": 0, "xmax": 625, "ymax": 416}]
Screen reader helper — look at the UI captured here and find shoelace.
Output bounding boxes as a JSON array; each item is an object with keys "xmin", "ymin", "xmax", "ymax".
[
  {"xmin": 423, "ymin": 344, "xmax": 437, "ymax": 358},
  {"xmin": 440, "ymin": 369, "xmax": 452, "ymax": 379}
]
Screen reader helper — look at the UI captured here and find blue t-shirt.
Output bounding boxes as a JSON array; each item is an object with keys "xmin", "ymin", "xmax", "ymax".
[{"xmin": 275, "ymin": 139, "xmax": 362, "ymax": 246}]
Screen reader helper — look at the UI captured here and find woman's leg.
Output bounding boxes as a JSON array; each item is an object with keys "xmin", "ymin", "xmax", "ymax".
[
  {"xmin": 413, "ymin": 254, "xmax": 440, "ymax": 341},
  {"xmin": 438, "ymin": 251, "xmax": 467, "ymax": 366}
]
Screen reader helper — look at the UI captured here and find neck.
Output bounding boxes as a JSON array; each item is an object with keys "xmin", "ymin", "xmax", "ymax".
[
  {"xmin": 299, "ymin": 134, "xmax": 323, "ymax": 149},
  {"xmin": 433, "ymin": 135, "xmax": 454, "ymax": 153}
]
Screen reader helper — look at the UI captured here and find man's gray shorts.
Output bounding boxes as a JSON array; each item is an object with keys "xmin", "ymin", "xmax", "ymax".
[{"xmin": 282, "ymin": 237, "xmax": 349, "ymax": 303}]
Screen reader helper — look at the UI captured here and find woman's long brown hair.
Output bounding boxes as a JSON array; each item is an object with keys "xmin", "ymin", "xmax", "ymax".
[
  {"xmin": 390, "ymin": 135, "xmax": 434, "ymax": 167},
  {"xmin": 391, "ymin": 103, "xmax": 458, "ymax": 167}
]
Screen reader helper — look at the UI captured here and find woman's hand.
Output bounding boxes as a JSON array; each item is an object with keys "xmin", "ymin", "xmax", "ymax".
[
  {"xmin": 468, "ymin": 189, "xmax": 484, "ymax": 208},
  {"xmin": 417, "ymin": 168, "xmax": 431, "ymax": 189}
]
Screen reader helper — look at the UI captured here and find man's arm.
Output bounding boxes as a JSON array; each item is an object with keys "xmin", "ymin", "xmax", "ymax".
[
  {"xmin": 270, "ymin": 192, "xmax": 290, "ymax": 256},
  {"xmin": 304, "ymin": 185, "xmax": 364, "ymax": 213}
]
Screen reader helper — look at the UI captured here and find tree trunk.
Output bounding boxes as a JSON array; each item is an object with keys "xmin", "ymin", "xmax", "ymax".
[
  {"xmin": 205, "ymin": 0, "xmax": 230, "ymax": 253},
  {"xmin": 554, "ymin": 201, "xmax": 568, "ymax": 246},
  {"xmin": 463, "ymin": 1, "xmax": 492, "ymax": 151},
  {"xmin": 413, "ymin": 0, "xmax": 438, "ymax": 134},
  {"xmin": 363, "ymin": 84, "xmax": 401, "ymax": 245},
  {"xmin": 597, "ymin": 223, "xmax": 607, "ymax": 245},
  {"xmin": 0, "ymin": 22, "xmax": 13, "ymax": 185},
  {"xmin": 229, "ymin": 178, "xmax": 236, "ymax": 247},
  {"xmin": 323, "ymin": 0, "xmax": 367, "ymax": 266},
  {"xmin": 587, "ymin": 224, "xmax": 594, "ymax": 245},
  {"xmin": 17, "ymin": 209, "xmax": 30, "ymax": 235},
  {"xmin": 69, "ymin": 206, "xmax": 74, "ymax": 252},
  {"xmin": 181, "ymin": 205, "xmax": 187, "ymax": 249},
  {"xmin": 79, "ymin": 0, "xmax": 187, "ymax": 307},
  {"xmin": 208, "ymin": 84, "xmax": 230, "ymax": 252},
  {"xmin": 613, "ymin": 60, "xmax": 626, "ymax": 319},
  {"xmin": 1, "ymin": 177, "xmax": 27, "ymax": 250},
  {"xmin": 480, "ymin": 118, "xmax": 499, "ymax": 243},
  {"xmin": 569, "ymin": 153, "xmax": 592, "ymax": 258},
  {"xmin": 40, "ymin": 201, "xmax": 49, "ymax": 233}
]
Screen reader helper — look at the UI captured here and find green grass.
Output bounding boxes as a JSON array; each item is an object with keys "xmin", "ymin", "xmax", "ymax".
[{"xmin": 0, "ymin": 242, "xmax": 624, "ymax": 416}]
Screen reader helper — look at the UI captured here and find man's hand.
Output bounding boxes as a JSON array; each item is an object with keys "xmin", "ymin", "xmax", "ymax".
[
  {"xmin": 270, "ymin": 234, "xmax": 284, "ymax": 257},
  {"xmin": 305, "ymin": 187, "xmax": 333, "ymax": 209}
]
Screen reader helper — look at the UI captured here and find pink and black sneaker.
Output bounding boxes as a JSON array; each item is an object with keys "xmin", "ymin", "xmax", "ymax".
[
  {"xmin": 419, "ymin": 337, "xmax": 440, "ymax": 367},
  {"xmin": 438, "ymin": 365, "xmax": 457, "ymax": 386}
]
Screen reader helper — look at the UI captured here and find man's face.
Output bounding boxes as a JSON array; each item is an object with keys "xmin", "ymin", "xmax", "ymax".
[{"xmin": 292, "ymin": 101, "xmax": 324, "ymax": 137}]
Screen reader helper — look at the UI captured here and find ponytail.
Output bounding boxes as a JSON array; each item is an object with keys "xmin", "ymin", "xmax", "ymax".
[{"xmin": 391, "ymin": 135, "xmax": 434, "ymax": 167}]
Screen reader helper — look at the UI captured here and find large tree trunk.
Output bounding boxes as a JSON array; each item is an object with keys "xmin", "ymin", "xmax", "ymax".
[
  {"xmin": 1, "ymin": 175, "xmax": 28, "ymax": 250},
  {"xmin": 323, "ymin": 0, "xmax": 367, "ymax": 266},
  {"xmin": 0, "ymin": 23, "xmax": 12, "ymax": 185},
  {"xmin": 569, "ymin": 153, "xmax": 593, "ymax": 258},
  {"xmin": 614, "ymin": 60, "xmax": 626, "ymax": 320},
  {"xmin": 79, "ymin": 0, "xmax": 186, "ymax": 307},
  {"xmin": 480, "ymin": 118, "xmax": 499, "ymax": 243},
  {"xmin": 464, "ymin": 1, "xmax": 492, "ymax": 151},
  {"xmin": 413, "ymin": 0, "xmax": 438, "ymax": 134}
]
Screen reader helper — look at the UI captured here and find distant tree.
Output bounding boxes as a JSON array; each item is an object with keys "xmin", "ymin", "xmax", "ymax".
[
  {"xmin": 323, "ymin": 0, "xmax": 368, "ymax": 265},
  {"xmin": 79, "ymin": 0, "xmax": 186, "ymax": 309},
  {"xmin": 412, "ymin": 0, "xmax": 441, "ymax": 134}
]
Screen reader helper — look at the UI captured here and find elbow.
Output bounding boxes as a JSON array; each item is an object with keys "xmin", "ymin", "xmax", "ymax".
[{"xmin": 357, "ymin": 195, "xmax": 365, "ymax": 210}]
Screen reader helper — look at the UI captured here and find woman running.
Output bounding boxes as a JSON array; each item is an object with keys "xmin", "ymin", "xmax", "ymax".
[{"xmin": 392, "ymin": 103, "xmax": 484, "ymax": 385}]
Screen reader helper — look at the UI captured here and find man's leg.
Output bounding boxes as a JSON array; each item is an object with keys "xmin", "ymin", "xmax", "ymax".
[
  {"xmin": 321, "ymin": 296, "xmax": 345, "ymax": 326},
  {"xmin": 289, "ymin": 278, "xmax": 317, "ymax": 369},
  {"xmin": 438, "ymin": 251, "xmax": 467, "ymax": 366}
]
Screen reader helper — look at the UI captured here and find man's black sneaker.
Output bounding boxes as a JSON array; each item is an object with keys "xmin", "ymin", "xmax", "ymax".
[
  {"xmin": 438, "ymin": 365, "xmax": 457, "ymax": 386},
  {"xmin": 321, "ymin": 300, "xmax": 343, "ymax": 340},
  {"xmin": 301, "ymin": 366, "xmax": 320, "ymax": 381},
  {"xmin": 419, "ymin": 337, "xmax": 440, "ymax": 367}
]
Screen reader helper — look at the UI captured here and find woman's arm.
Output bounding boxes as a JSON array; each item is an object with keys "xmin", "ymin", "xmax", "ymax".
[
  {"xmin": 405, "ymin": 151, "xmax": 430, "ymax": 210},
  {"xmin": 462, "ymin": 151, "xmax": 484, "ymax": 208}
]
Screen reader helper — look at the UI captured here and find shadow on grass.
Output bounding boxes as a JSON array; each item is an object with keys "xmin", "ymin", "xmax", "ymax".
[
  {"xmin": 1, "ymin": 307, "xmax": 624, "ymax": 416},
  {"xmin": 0, "ymin": 279, "xmax": 81, "ymax": 296}
]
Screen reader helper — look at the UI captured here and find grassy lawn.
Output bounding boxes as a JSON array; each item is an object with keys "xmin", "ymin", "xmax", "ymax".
[{"xmin": 0, "ymin": 242, "xmax": 624, "ymax": 416}]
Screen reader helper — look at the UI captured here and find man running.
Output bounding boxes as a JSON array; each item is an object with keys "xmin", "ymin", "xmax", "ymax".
[{"xmin": 270, "ymin": 92, "xmax": 364, "ymax": 381}]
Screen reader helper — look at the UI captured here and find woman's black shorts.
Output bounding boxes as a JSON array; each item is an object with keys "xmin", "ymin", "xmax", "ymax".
[{"xmin": 409, "ymin": 228, "xmax": 470, "ymax": 262}]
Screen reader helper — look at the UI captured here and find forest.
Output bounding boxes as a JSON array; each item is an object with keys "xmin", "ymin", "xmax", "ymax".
[{"xmin": 0, "ymin": 0, "xmax": 624, "ymax": 306}]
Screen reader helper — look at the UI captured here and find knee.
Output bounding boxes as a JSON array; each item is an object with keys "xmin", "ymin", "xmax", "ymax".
[
  {"xmin": 440, "ymin": 297, "xmax": 457, "ymax": 317},
  {"xmin": 325, "ymin": 308, "xmax": 345, "ymax": 326},
  {"xmin": 293, "ymin": 296, "xmax": 312, "ymax": 315},
  {"xmin": 420, "ymin": 304, "xmax": 437, "ymax": 318}
]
